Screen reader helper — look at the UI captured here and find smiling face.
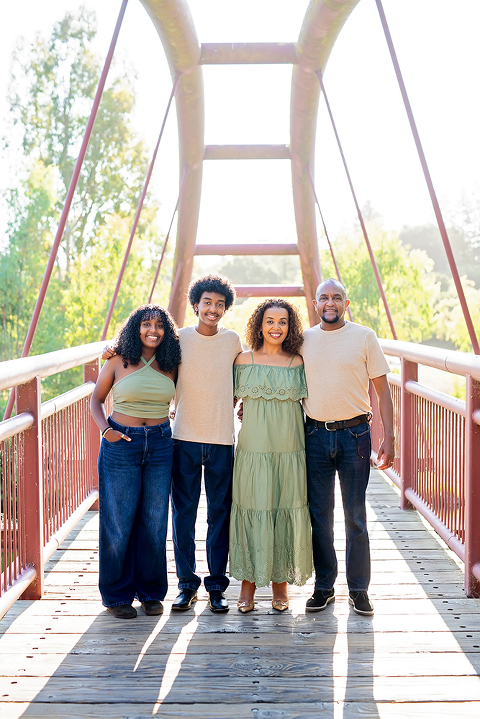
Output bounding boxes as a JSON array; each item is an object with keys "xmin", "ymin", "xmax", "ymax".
[
  {"xmin": 261, "ymin": 305, "xmax": 289, "ymax": 347},
  {"xmin": 195, "ymin": 291, "xmax": 226, "ymax": 334},
  {"xmin": 313, "ymin": 280, "xmax": 349, "ymax": 331},
  {"xmin": 139, "ymin": 316, "xmax": 165, "ymax": 350}
]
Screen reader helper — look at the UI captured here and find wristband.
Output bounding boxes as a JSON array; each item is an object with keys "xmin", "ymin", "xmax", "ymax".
[{"xmin": 102, "ymin": 426, "xmax": 114, "ymax": 438}]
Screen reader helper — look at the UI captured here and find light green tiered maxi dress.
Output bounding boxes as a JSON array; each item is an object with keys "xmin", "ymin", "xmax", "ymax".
[{"xmin": 229, "ymin": 361, "xmax": 313, "ymax": 587}]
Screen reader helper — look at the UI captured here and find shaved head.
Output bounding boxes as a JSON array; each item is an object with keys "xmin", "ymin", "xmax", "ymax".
[{"xmin": 316, "ymin": 278, "xmax": 347, "ymax": 301}]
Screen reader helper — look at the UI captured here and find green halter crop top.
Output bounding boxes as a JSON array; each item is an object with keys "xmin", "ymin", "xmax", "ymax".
[{"xmin": 112, "ymin": 355, "xmax": 175, "ymax": 419}]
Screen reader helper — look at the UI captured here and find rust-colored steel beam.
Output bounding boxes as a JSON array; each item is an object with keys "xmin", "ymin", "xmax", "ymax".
[
  {"xmin": 465, "ymin": 375, "xmax": 480, "ymax": 596},
  {"xmin": 375, "ymin": 0, "xmax": 479, "ymax": 355},
  {"xmin": 140, "ymin": 0, "xmax": 204, "ymax": 326},
  {"xmin": 16, "ymin": 378, "xmax": 43, "ymax": 600},
  {"xmin": 290, "ymin": 0, "xmax": 360, "ymax": 326},
  {"xmin": 201, "ymin": 43, "xmax": 297, "ymax": 65},
  {"xmin": 204, "ymin": 145, "xmax": 290, "ymax": 161},
  {"xmin": 3, "ymin": 0, "xmax": 128, "ymax": 421},
  {"xmin": 195, "ymin": 244, "xmax": 299, "ymax": 256},
  {"xmin": 235, "ymin": 285, "xmax": 305, "ymax": 298}
]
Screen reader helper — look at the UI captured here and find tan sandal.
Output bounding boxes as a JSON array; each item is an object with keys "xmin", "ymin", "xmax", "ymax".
[
  {"xmin": 237, "ymin": 600, "xmax": 255, "ymax": 613},
  {"xmin": 272, "ymin": 599, "xmax": 289, "ymax": 611}
]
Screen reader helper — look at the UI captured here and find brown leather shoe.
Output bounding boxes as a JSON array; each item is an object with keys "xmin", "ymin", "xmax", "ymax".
[
  {"xmin": 107, "ymin": 604, "xmax": 137, "ymax": 619},
  {"xmin": 141, "ymin": 600, "xmax": 164, "ymax": 616}
]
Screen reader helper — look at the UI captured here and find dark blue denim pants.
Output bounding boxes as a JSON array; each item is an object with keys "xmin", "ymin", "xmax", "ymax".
[
  {"xmin": 98, "ymin": 417, "xmax": 173, "ymax": 607},
  {"xmin": 171, "ymin": 439, "xmax": 234, "ymax": 592},
  {"xmin": 305, "ymin": 421, "xmax": 371, "ymax": 592}
]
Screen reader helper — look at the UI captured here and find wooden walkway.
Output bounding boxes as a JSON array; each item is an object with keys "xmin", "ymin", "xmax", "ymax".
[{"xmin": 1, "ymin": 470, "xmax": 480, "ymax": 718}]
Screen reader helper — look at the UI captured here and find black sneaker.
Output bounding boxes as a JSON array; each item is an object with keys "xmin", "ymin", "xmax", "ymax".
[
  {"xmin": 305, "ymin": 589, "xmax": 335, "ymax": 612},
  {"xmin": 349, "ymin": 590, "xmax": 374, "ymax": 615}
]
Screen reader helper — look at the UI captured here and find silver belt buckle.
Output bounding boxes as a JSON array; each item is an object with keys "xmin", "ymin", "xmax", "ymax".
[{"xmin": 324, "ymin": 420, "xmax": 337, "ymax": 432}]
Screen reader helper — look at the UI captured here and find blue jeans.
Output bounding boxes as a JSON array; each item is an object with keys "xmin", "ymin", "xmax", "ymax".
[
  {"xmin": 98, "ymin": 417, "xmax": 173, "ymax": 607},
  {"xmin": 171, "ymin": 440, "xmax": 234, "ymax": 592},
  {"xmin": 305, "ymin": 421, "xmax": 371, "ymax": 592}
]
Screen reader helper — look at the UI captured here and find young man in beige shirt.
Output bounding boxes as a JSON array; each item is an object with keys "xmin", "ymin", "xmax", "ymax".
[
  {"xmin": 301, "ymin": 278, "xmax": 394, "ymax": 616},
  {"xmin": 171, "ymin": 275, "xmax": 242, "ymax": 613}
]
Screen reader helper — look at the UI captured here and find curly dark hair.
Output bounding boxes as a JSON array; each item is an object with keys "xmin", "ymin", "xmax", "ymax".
[
  {"xmin": 113, "ymin": 305, "xmax": 181, "ymax": 372},
  {"xmin": 188, "ymin": 274, "xmax": 236, "ymax": 314},
  {"xmin": 245, "ymin": 299, "xmax": 304, "ymax": 354}
]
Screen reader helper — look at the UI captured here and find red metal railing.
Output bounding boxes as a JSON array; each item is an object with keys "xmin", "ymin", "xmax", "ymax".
[
  {"xmin": 370, "ymin": 340, "xmax": 480, "ymax": 597},
  {"xmin": 0, "ymin": 343, "xmax": 106, "ymax": 616}
]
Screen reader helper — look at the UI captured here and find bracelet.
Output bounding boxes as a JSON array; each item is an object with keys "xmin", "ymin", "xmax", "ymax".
[{"xmin": 102, "ymin": 427, "xmax": 114, "ymax": 437}]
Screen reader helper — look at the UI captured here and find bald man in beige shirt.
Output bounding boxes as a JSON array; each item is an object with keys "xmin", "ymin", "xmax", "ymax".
[{"xmin": 301, "ymin": 279, "xmax": 394, "ymax": 617}]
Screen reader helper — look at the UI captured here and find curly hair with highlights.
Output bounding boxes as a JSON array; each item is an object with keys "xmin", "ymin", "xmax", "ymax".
[
  {"xmin": 245, "ymin": 299, "xmax": 304, "ymax": 354},
  {"xmin": 188, "ymin": 274, "xmax": 236, "ymax": 315},
  {"xmin": 113, "ymin": 305, "xmax": 181, "ymax": 372}
]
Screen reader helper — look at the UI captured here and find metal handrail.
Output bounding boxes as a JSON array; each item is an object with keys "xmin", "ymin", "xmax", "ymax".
[
  {"xmin": 380, "ymin": 339, "xmax": 480, "ymax": 381},
  {"xmin": 0, "ymin": 341, "xmax": 107, "ymax": 392}
]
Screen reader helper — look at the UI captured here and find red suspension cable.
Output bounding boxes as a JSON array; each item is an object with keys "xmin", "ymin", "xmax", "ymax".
[
  {"xmin": 316, "ymin": 69, "xmax": 397, "ymax": 341},
  {"xmin": 307, "ymin": 166, "xmax": 353, "ymax": 322},
  {"xmin": 3, "ymin": 0, "xmax": 129, "ymax": 421},
  {"xmin": 375, "ymin": 0, "xmax": 479, "ymax": 355},
  {"xmin": 101, "ymin": 74, "xmax": 181, "ymax": 341}
]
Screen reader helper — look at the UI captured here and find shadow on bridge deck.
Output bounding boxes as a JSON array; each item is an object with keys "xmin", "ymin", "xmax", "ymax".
[{"xmin": 1, "ymin": 470, "xmax": 480, "ymax": 718}]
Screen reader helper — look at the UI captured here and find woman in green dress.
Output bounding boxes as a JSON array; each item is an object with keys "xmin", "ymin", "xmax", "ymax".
[{"xmin": 230, "ymin": 299, "xmax": 313, "ymax": 612}]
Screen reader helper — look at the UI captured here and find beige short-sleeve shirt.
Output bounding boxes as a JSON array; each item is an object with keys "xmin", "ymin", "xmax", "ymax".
[
  {"xmin": 300, "ymin": 321, "xmax": 390, "ymax": 422},
  {"xmin": 172, "ymin": 326, "xmax": 243, "ymax": 445}
]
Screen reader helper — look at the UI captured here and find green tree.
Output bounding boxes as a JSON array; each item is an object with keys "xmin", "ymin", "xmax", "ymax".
[
  {"xmin": 321, "ymin": 222, "xmax": 438, "ymax": 342},
  {"xmin": 0, "ymin": 161, "xmax": 64, "ymax": 360},
  {"xmin": 7, "ymin": 6, "xmax": 151, "ymax": 276},
  {"xmin": 435, "ymin": 279, "xmax": 480, "ymax": 353}
]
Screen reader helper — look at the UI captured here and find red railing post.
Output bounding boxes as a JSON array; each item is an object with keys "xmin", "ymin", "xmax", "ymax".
[
  {"xmin": 16, "ymin": 377, "xmax": 44, "ymax": 599},
  {"xmin": 465, "ymin": 374, "xmax": 480, "ymax": 597},
  {"xmin": 84, "ymin": 359, "xmax": 101, "ymax": 512},
  {"xmin": 400, "ymin": 358, "xmax": 417, "ymax": 510}
]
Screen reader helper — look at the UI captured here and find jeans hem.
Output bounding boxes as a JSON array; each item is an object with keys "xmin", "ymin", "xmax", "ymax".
[
  {"xmin": 103, "ymin": 600, "xmax": 134, "ymax": 608},
  {"xmin": 178, "ymin": 582, "xmax": 201, "ymax": 591},
  {"xmin": 205, "ymin": 585, "xmax": 228, "ymax": 592}
]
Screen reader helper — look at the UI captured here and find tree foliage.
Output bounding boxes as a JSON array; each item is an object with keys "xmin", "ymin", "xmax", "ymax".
[
  {"xmin": 0, "ymin": 7, "xmax": 170, "ymax": 412},
  {"xmin": 7, "ymin": 7, "xmax": 151, "ymax": 274}
]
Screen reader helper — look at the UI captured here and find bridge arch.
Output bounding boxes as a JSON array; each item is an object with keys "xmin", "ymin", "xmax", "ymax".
[{"xmin": 139, "ymin": 0, "xmax": 360, "ymax": 327}]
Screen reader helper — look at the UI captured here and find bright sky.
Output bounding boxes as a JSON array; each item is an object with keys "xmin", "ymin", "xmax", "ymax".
[{"xmin": 1, "ymin": 0, "xmax": 480, "ymax": 255}]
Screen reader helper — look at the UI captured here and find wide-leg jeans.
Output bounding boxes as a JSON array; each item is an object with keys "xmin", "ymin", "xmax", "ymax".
[
  {"xmin": 98, "ymin": 417, "xmax": 173, "ymax": 607},
  {"xmin": 305, "ymin": 421, "xmax": 371, "ymax": 592},
  {"xmin": 171, "ymin": 439, "xmax": 234, "ymax": 592}
]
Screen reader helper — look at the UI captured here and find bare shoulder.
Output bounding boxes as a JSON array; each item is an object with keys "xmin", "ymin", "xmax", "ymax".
[
  {"xmin": 290, "ymin": 354, "xmax": 304, "ymax": 367},
  {"xmin": 234, "ymin": 351, "xmax": 252, "ymax": 366}
]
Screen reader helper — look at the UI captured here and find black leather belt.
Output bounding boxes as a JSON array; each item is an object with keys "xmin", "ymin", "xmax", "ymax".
[{"xmin": 305, "ymin": 413, "xmax": 371, "ymax": 432}]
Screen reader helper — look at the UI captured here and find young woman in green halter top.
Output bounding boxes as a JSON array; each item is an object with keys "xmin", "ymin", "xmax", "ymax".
[
  {"xmin": 230, "ymin": 299, "xmax": 313, "ymax": 613},
  {"xmin": 91, "ymin": 304, "xmax": 181, "ymax": 619}
]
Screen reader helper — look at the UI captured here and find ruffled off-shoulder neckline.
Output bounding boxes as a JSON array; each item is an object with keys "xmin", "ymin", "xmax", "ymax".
[{"xmin": 234, "ymin": 363, "xmax": 307, "ymax": 401}]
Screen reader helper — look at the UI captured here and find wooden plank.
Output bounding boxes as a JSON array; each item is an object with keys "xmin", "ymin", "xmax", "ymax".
[
  {"xmin": 1, "ymin": 630, "xmax": 479, "ymax": 655},
  {"xmin": 1, "ymin": 675, "xmax": 480, "ymax": 703},
  {"xmin": 3, "ymin": 595, "xmax": 480, "ymax": 618},
  {"xmin": 2, "ymin": 650, "xmax": 480, "ymax": 679},
  {"xmin": 1, "ymin": 702, "xmax": 480, "ymax": 718},
  {"xmin": 3, "ymin": 611, "xmax": 480, "ymax": 634}
]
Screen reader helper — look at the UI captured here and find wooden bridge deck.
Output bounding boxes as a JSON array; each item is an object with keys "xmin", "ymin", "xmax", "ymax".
[{"xmin": 1, "ymin": 470, "xmax": 480, "ymax": 718}]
